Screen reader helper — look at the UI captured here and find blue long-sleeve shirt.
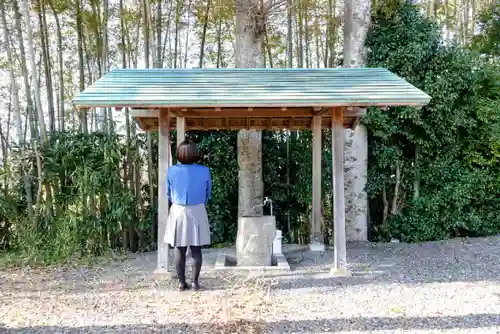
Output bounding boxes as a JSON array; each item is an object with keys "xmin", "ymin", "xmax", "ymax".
[{"xmin": 167, "ymin": 164, "xmax": 212, "ymax": 206}]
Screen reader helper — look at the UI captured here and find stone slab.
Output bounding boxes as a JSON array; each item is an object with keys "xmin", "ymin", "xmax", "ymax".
[
  {"xmin": 152, "ymin": 268, "xmax": 175, "ymax": 280},
  {"xmin": 213, "ymin": 253, "xmax": 291, "ymax": 272},
  {"xmin": 329, "ymin": 267, "xmax": 353, "ymax": 277},
  {"xmin": 309, "ymin": 242, "xmax": 325, "ymax": 252}
]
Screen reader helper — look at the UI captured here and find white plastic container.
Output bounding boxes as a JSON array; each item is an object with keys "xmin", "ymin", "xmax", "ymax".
[{"xmin": 273, "ymin": 230, "xmax": 283, "ymax": 254}]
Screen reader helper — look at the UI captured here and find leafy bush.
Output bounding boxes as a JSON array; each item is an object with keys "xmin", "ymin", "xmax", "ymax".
[{"xmin": 365, "ymin": 1, "xmax": 500, "ymax": 241}]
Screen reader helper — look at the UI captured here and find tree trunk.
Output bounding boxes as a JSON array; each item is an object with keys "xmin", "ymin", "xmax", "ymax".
[
  {"xmin": 413, "ymin": 143, "xmax": 420, "ymax": 200},
  {"xmin": 325, "ymin": 0, "xmax": 330, "ymax": 67},
  {"xmin": 286, "ymin": 0, "xmax": 294, "ymax": 242},
  {"xmin": 382, "ymin": 186, "xmax": 388, "ymax": 227},
  {"xmin": 103, "ymin": 0, "xmax": 112, "ymax": 132},
  {"xmin": 119, "ymin": 0, "xmax": 130, "ymax": 251},
  {"xmin": 38, "ymin": 0, "xmax": 56, "ymax": 133},
  {"xmin": 263, "ymin": 14, "xmax": 273, "ymax": 67},
  {"xmin": 183, "ymin": 0, "xmax": 191, "ymax": 68},
  {"xmin": 342, "ymin": 0, "xmax": 370, "ymax": 241},
  {"xmin": 286, "ymin": 0, "xmax": 293, "ymax": 67},
  {"xmin": 48, "ymin": 0, "xmax": 65, "ymax": 131},
  {"xmin": 464, "ymin": 0, "xmax": 471, "ymax": 44},
  {"xmin": 90, "ymin": 0, "xmax": 106, "ymax": 131},
  {"xmin": 173, "ymin": 0, "xmax": 182, "ymax": 68},
  {"xmin": 13, "ymin": 0, "xmax": 38, "ymax": 140},
  {"xmin": 161, "ymin": 1, "xmax": 173, "ymax": 64},
  {"xmin": 0, "ymin": 120, "xmax": 8, "ymax": 196},
  {"xmin": 427, "ymin": 0, "xmax": 435, "ymax": 17},
  {"xmin": 391, "ymin": 162, "xmax": 401, "ymax": 215},
  {"xmin": 1, "ymin": 1, "xmax": 21, "ymax": 146},
  {"xmin": 1, "ymin": 0, "xmax": 35, "ymax": 223},
  {"xmin": 22, "ymin": 0, "xmax": 48, "ymax": 142},
  {"xmin": 235, "ymin": 0, "xmax": 264, "ymax": 217},
  {"xmin": 143, "ymin": 0, "xmax": 155, "ymax": 249},
  {"xmin": 199, "ymin": 0, "xmax": 211, "ymax": 68},
  {"xmin": 155, "ymin": 0, "xmax": 163, "ymax": 67},
  {"xmin": 297, "ymin": 3, "xmax": 304, "ymax": 68},
  {"xmin": 314, "ymin": 3, "xmax": 320, "ymax": 68},
  {"xmin": 216, "ymin": 16, "xmax": 222, "ymax": 68},
  {"xmin": 303, "ymin": 2, "xmax": 310, "ymax": 68},
  {"xmin": 444, "ymin": 0, "xmax": 450, "ymax": 40}
]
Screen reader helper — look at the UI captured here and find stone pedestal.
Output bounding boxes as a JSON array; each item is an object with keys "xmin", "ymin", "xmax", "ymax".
[{"xmin": 236, "ymin": 216, "xmax": 276, "ymax": 266}]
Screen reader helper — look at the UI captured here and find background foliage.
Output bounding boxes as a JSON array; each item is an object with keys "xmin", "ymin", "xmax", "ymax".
[{"xmin": 365, "ymin": 0, "xmax": 500, "ymax": 242}]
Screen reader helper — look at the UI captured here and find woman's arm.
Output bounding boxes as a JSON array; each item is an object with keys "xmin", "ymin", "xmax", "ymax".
[
  {"xmin": 167, "ymin": 169, "xmax": 172, "ymax": 204},
  {"xmin": 206, "ymin": 168, "xmax": 212, "ymax": 204}
]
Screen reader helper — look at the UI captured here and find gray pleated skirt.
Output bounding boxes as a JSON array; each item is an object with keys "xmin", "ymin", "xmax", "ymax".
[{"xmin": 164, "ymin": 203, "xmax": 211, "ymax": 247}]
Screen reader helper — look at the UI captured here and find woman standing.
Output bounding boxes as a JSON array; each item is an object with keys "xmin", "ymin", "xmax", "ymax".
[{"xmin": 165, "ymin": 139, "xmax": 212, "ymax": 291}]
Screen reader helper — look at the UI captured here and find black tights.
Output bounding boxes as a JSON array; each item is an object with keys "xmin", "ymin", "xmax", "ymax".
[{"xmin": 174, "ymin": 246, "xmax": 202, "ymax": 284}]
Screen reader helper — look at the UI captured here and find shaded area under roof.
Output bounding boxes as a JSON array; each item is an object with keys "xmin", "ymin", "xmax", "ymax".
[{"xmin": 72, "ymin": 68, "xmax": 431, "ymax": 109}]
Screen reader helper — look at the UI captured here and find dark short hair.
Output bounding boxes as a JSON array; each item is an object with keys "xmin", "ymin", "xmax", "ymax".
[{"xmin": 176, "ymin": 139, "xmax": 199, "ymax": 164}]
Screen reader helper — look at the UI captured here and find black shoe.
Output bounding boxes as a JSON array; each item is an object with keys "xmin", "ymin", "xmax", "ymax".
[
  {"xmin": 191, "ymin": 282, "xmax": 201, "ymax": 291},
  {"xmin": 178, "ymin": 282, "xmax": 189, "ymax": 291}
]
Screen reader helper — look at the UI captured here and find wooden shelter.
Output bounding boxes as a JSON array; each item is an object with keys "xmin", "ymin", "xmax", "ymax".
[{"xmin": 73, "ymin": 67, "xmax": 431, "ymax": 276}]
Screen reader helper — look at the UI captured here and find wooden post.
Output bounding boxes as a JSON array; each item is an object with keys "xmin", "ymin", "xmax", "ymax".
[
  {"xmin": 175, "ymin": 117, "xmax": 185, "ymax": 164},
  {"xmin": 310, "ymin": 115, "xmax": 324, "ymax": 251},
  {"xmin": 154, "ymin": 109, "xmax": 172, "ymax": 277},
  {"xmin": 177, "ymin": 116, "xmax": 185, "ymax": 145},
  {"xmin": 330, "ymin": 107, "xmax": 351, "ymax": 276}
]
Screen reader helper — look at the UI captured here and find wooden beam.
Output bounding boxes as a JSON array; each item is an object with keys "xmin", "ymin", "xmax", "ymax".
[
  {"xmin": 137, "ymin": 117, "xmax": 354, "ymax": 131},
  {"xmin": 134, "ymin": 114, "xmax": 362, "ymax": 131},
  {"xmin": 130, "ymin": 109, "xmax": 160, "ymax": 117},
  {"xmin": 310, "ymin": 115, "xmax": 324, "ymax": 251},
  {"xmin": 315, "ymin": 106, "xmax": 365, "ymax": 117},
  {"xmin": 330, "ymin": 107, "xmax": 349, "ymax": 276},
  {"xmin": 170, "ymin": 109, "xmax": 181, "ymax": 117},
  {"xmin": 131, "ymin": 107, "xmax": 367, "ymax": 120},
  {"xmin": 155, "ymin": 109, "xmax": 171, "ymax": 277}
]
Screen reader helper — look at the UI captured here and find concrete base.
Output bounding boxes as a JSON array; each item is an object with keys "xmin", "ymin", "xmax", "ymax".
[
  {"xmin": 152, "ymin": 268, "xmax": 174, "ymax": 280},
  {"xmin": 329, "ymin": 267, "xmax": 353, "ymax": 277},
  {"xmin": 214, "ymin": 253, "xmax": 291, "ymax": 272},
  {"xmin": 309, "ymin": 242, "xmax": 325, "ymax": 252}
]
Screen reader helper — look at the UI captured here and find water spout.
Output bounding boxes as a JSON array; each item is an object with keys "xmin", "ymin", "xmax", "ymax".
[
  {"xmin": 264, "ymin": 197, "xmax": 273, "ymax": 216},
  {"xmin": 252, "ymin": 197, "xmax": 273, "ymax": 216}
]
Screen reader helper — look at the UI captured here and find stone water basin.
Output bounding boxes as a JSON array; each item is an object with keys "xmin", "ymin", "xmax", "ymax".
[{"xmin": 236, "ymin": 215, "xmax": 276, "ymax": 267}]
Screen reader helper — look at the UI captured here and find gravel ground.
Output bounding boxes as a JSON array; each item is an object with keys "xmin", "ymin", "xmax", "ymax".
[{"xmin": 1, "ymin": 236, "xmax": 500, "ymax": 333}]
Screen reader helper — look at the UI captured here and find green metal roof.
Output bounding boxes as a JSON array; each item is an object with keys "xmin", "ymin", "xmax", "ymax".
[{"xmin": 72, "ymin": 68, "xmax": 431, "ymax": 109}]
